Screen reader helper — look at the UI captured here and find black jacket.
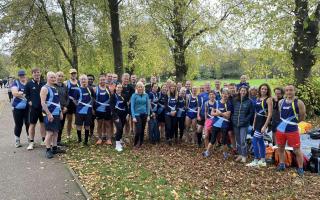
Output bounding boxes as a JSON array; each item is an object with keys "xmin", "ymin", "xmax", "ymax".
[
  {"xmin": 55, "ymin": 82, "xmax": 69, "ymax": 108},
  {"xmin": 231, "ymin": 96, "xmax": 254, "ymax": 128},
  {"xmin": 25, "ymin": 79, "xmax": 45, "ymax": 109}
]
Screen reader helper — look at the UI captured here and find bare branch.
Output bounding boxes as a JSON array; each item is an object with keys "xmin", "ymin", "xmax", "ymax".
[{"xmin": 57, "ymin": 0, "xmax": 72, "ymax": 44}]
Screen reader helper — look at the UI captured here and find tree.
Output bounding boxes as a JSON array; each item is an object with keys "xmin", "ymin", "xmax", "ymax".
[
  {"xmin": 145, "ymin": 0, "xmax": 242, "ymax": 81},
  {"xmin": 291, "ymin": 0, "xmax": 320, "ymax": 84}
]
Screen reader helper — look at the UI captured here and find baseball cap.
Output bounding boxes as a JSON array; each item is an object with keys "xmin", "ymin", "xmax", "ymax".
[
  {"xmin": 69, "ymin": 69, "xmax": 77, "ymax": 74},
  {"xmin": 17, "ymin": 70, "xmax": 26, "ymax": 76}
]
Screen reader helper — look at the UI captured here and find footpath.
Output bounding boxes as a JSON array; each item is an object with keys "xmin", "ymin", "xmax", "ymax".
[{"xmin": 0, "ymin": 89, "xmax": 86, "ymax": 200}]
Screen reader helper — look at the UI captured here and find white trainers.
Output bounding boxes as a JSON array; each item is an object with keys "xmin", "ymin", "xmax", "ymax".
[
  {"xmin": 246, "ymin": 160, "xmax": 259, "ymax": 167},
  {"xmin": 15, "ymin": 140, "xmax": 22, "ymax": 148},
  {"xmin": 115, "ymin": 141, "xmax": 123, "ymax": 152},
  {"xmin": 40, "ymin": 141, "xmax": 46, "ymax": 146},
  {"xmin": 258, "ymin": 160, "xmax": 267, "ymax": 167},
  {"xmin": 27, "ymin": 142, "xmax": 34, "ymax": 150}
]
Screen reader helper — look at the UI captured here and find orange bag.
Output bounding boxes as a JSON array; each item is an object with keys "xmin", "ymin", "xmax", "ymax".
[
  {"xmin": 274, "ymin": 148, "xmax": 292, "ymax": 167},
  {"xmin": 266, "ymin": 146, "xmax": 274, "ymax": 161}
]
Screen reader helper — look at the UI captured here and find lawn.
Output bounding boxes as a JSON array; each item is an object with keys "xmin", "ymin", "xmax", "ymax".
[
  {"xmin": 64, "ymin": 131, "xmax": 320, "ymax": 200},
  {"xmin": 193, "ymin": 79, "xmax": 277, "ymax": 87}
]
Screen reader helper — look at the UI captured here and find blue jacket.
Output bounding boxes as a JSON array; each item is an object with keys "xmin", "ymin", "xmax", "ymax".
[
  {"xmin": 231, "ymin": 96, "xmax": 254, "ymax": 127},
  {"xmin": 130, "ymin": 93, "xmax": 150, "ymax": 118}
]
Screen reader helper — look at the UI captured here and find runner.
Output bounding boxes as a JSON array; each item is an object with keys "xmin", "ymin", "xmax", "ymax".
[
  {"xmin": 11, "ymin": 70, "xmax": 29, "ymax": 147},
  {"xmin": 112, "ymin": 74, "xmax": 119, "ymax": 84},
  {"xmin": 227, "ymin": 83, "xmax": 237, "ymax": 153},
  {"xmin": 276, "ymin": 84, "xmax": 306, "ymax": 176},
  {"xmin": 121, "ymin": 73, "xmax": 135, "ymax": 137},
  {"xmin": 247, "ymin": 83, "xmax": 273, "ymax": 167},
  {"xmin": 40, "ymin": 72, "xmax": 65, "ymax": 159},
  {"xmin": 157, "ymin": 84, "xmax": 168, "ymax": 139},
  {"xmin": 131, "ymin": 82, "xmax": 150, "ymax": 148},
  {"xmin": 7, "ymin": 77, "xmax": 14, "ymax": 102},
  {"xmin": 87, "ymin": 74, "xmax": 96, "ymax": 138},
  {"xmin": 110, "ymin": 83, "xmax": 128, "ymax": 151},
  {"xmin": 65, "ymin": 69, "xmax": 79, "ymax": 140},
  {"xmin": 176, "ymin": 87, "xmax": 187, "ymax": 141},
  {"xmin": 145, "ymin": 75, "xmax": 158, "ymax": 94},
  {"xmin": 203, "ymin": 89, "xmax": 232, "ymax": 159},
  {"xmin": 214, "ymin": 80, "xmax": 222, "ymax": 101},
  {"xmin": 130, "ymin": 74, "xmax": 137, "ymax": 88},
  {"xmin": 74, "ymin": 74, "xmax": 94, "ymax": 145},
  {"xmin": 94, "ymin": 74, "xmax": 112, "ymax": 145},
  {"xmin": 272, "ymin": 87, "xmax": 284, "ymax": 145},
  {"xmin": 25, "ymin": 68, "xmax": 46, "ymax": 150},
  {"xmin": 185, "ymin": 86, "xmax": 198, "ymax": 143},
  {"xmin": 55, "ymin": 71, "xmax": 69, "ymax": 146},
  {"xmin": 165, "ymin": 83, "xmax": 178, "ymax": 145},
  {"xmin": 185, "ymin": 80, "xmax": 192, "ymax": 96},
  {"xmin": 204, "ymin": 90, "xmax": 216, "ymax": 148}
]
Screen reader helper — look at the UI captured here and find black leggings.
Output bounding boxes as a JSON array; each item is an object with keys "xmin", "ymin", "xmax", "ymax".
[
  {"xmin": 165, "ymin": 115, "xmax": 177, "ymax": 140},
  {"xmin": 177, "ymin": 117, "xmax": 185, "ymax": 139},
  {"xmin": 13, "ymin": 108, "xmax": 29, "ymax": 138},
  {"xmin": 58, "ymin": 113, "xmax": 66, "ymax": 143},
  {"xmin": 134, "ymin": 114, "xmax": 147, "ymax": 146},
  {"xmin": 210, "ymin": 127, "xmax": 228, "ymax": 145},
  {"xmin": 115, "ymin": 112, "xmax": 127, "ymax": 141}
]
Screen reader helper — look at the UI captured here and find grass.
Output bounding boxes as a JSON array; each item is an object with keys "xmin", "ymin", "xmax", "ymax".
[
  {"xmin": 193, "ymin": 78, "xmax": 277, "ymax": 87},
  {"xmin": 64, "ymin": 131, "xmax": 320, "ymax": 200}
]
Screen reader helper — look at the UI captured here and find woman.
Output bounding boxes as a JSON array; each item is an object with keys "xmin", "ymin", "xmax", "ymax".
[
  {"xmin": 204, "ymin": 90, "xmax": 216, "ymax": 148},
  {"xmin": 110, "ymin": 83, "xmax": 128, "ymax": 152},
  {"xmin": 11, "ymin": 70, "xmax": 29, "ymax": 147},
  {"xmin": 232, "ymin": 86, "xmax": 254, "ymax": 163},
  {"xmin": 203, "ymin": 89, "xmax": 231, "ymax": 159},
  {"xmin": 165, "ymin": 83, "xmax": 178, "ymax": 145},
  {"xmin": 131, "ymin": 82, "xmax": 150, "ymax": 148},
  {"xmin": 185, "ymin": 86, "xmax": 198, "ymax": 143},
  {"xmin": 94, "ymin": 74, "xmax": 112, "ymax": 145},
  {"xmin": 149, "ymin": 83, "xmax": 160, "ymax": 143},
  {"xmin": 247, "ymin": 83, "xmax": 273, "ymax": 167},
  {"xmin": 176, "ymin": 87, "xmax": 187, "ymax": 141},
  {"xmin": 157, "ymin": 84, "xmax": 168, "ymax": 139}
]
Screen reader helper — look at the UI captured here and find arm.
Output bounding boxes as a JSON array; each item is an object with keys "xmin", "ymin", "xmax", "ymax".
[
  {"xmin": 262, "ymin": 98, "xmax": 273, "ymax": 132},
  {"xmin": 25, "ymin": 82, "xmax": 31, "ymax": 105},
  {"xmin": 40, "ymin": 87, "xmax": 53, "ymax": 121},
  {"xmin": 11, "ymin": 85, "xmax": 23, "ymax": 98},
  {"xmin": 245, "ymin": 101, "xmax": 254, "ymax": 123},
  {"xmin": 221, "ymin": 111, "xmax": 231, "ymax": 119},
  {"xmin": 146, "ymin": 95, "xmax": 151, "ymax": 117},
  {"xmin": 110, "ymin": 94, "xmax": 119, "ymax": 120},
  {"xmin": 298, "ymin": 99, "xmax": 306, "ymax": 122},
  {"xmin": 130, "ymin": 94, "xmax": 136, "ymax": 120}
]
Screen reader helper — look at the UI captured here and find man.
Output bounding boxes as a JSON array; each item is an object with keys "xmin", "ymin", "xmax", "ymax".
[
  {"xmin": 185, "ymin": 80, "xmax": 192, "ymax": 95},
  {"xmin": 74, "ymin": 74, "xmax": 94, "ymax": 145},
  {"xmin": 214, "ymin": 80, "xmax": 222, "ymax": 101},
  {"xmin": 25, "ymin": 68, "xmax": 46, "ymax": 150},
  {"xmin": 276, "ymin": 84, "xmax": 306, "ymax": 176},
  {"xmin": 55, "ymin": 72, "xmax": 69, "ymax": 146},
  {"xmin": 87, "ymin": 74, "xmax": 96, "ymax": 137},
  {"xmin": 177, "ymin": 82, "xmax": 182, "ymax": 93},
  {"xmin": 130, "ymin": 74, "xmax": 137, "ymax": 88},
  {"xmin": 228, "ymin": 83, "xmax": 237, "ymax": 98},
  {"xmin": 121, "ymin": 73, "xmax": 135, "ymax": 135},
  {"xmin": 106, "ymin": 73, "xmax": 116, "ymax": 93},
  {"xmin": 65, "ymin": 69, "xmax": 79, "ymax": 140},
  {"xmin": 112, "ymin": 73, "xmax": 119, "ymax": 84},
  {"xmin": 40, "ymin": 72, "xmax": 65, "ymax": 158},
  {"xmin": 11, "ymin": 70, "xmax": 29, "ymax": 147},
  {"xmin": 145, "ymin": 76, "xmax": 158, "ymax": 94},
  {"xmin": 272, "ymin": 87, "xmax": 284, "ymax": 145},
  {"xmin": 196, "ymin": 82, "xmax": 211, "ymax": 147},
  {"xmin": 237, "ymin": 75, "xmax": 250, "ymax": 90}
]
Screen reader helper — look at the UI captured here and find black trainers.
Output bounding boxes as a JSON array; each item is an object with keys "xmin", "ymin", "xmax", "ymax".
[
  {"xmin": 57, "ymin": 142, "xmax": 68, "ymax": 147},
  {"xmin": 46, "ymin": 150, "xmax": 54, "ymax": 159},
  {"xmin": 52, "ymin": 147, "xmax": 66, "ymax": 154}
]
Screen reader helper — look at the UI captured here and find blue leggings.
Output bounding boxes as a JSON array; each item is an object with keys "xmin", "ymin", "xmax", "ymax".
[{"xmin": 252, "ymin": 136, "xmax": 266, "ymax": 159}]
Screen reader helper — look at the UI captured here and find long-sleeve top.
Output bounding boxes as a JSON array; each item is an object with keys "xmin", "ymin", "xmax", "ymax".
[
  {"xmin": 25, "ymin": 79, "xmax": 45, "ymax": 109},
  {"xmin": 130, "ymin": 93, "xmax": 150, "ymax": 118},
  {"xmin": 55, "ymin": 82, "xmax": 69, "ymax": 108},
  {"xmin": 231, "ymin": 96, "xmax": 254, "ymax": 128},
  {"xmin": 110, "ymin": 93, "xmax": 128, "ymax": 119}
]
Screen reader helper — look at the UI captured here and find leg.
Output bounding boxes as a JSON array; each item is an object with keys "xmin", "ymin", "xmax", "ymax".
[
  {"xmin": 258, "ymin": 137, "xmax": 266, "ymax": 160},
  {"xmin": 206, "ymin": 127, "xmax": 220, "ymax": 152},
  {"xmin": 66, "ymin": 114, "xmax": 73, "ymax": 137},
  {"xmin": 105, "ymin": 120, "xmax": 112, "ymax": 144},
  {"xmin": 252, "ymin": 136, "xmax": 260, "ymax": 160},
  {"xmin": 239, "ymin": 127, "xmax": 248, "ymax": 159},
  {"xmin": 44, "ymin": 131, "xmax": 54, "ymax": 159},
  {"xmin": 165, "ymin": 115, "xmax": 172, "ymax": 141},
  {"xmin": 84, "ymin": 126, "xmax": 90, "ymax": 145},
  {"xmin": 139, "ymin": 115, "xmax": 147, "ymax": 146},
  {"xmin": 76, "ymin": 125, "xmax": 82, "ymax": 143},
  {"xmin": 58, "ymin": 113, "xmax": 66, "ymax": 144},
  {"xmin": 22, "ymin": 108, "xmax": 30, "ymax": 137},
  {"xmin": 13, "ymin": 109, "xmax": 24, "ymax": 138},
  {"xmin": 196, "ymin": 124, "xmax": 203, "ymax": 147},
  {"xmin": 293, "ymin": 148, "xmax": 303, "ymax": 168},
  {"xmin": 134, "ymin": 117, "xmax": 142, "ymax": 147},
  {"xmin": 39, "ymin": 122, "xmax": 46, "ymax": 141}
]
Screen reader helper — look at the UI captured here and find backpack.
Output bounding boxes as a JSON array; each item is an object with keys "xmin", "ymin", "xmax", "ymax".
[
  {"xmin": 274, "ymin": 148, "xmax": 293, "ymax": 167},
  {"xmin": 148, "ymin": 118, "xmax": 160, "ymax": 143}
]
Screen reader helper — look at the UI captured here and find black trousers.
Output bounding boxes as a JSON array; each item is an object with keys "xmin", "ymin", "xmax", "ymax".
[
  {"xmin": 58, "ymin": 113, "xmax": 66, "ymax": 143},
  {"xmin": 177, "ymin": 116, "xmax": 185, "ymax": 139},
  {"xmin": 134, "ymin": 114, "xmax": 147, "ymax": 146},
  {"xmin": 165, "ymin": 115, "xmax": 177, "ymax": 140},
  {"xmin": 13, "ymin": 108, "xmax": 29, "ymax": 138},
  {"xmin": 210, "ymin": 127, "xmax": 228, "ymax": 145},
  {"xmin": 115, "ymin": 112, "xmax": 127, "ymax": 141}
]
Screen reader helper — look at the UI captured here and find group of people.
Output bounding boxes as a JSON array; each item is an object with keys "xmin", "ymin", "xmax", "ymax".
[{"xmin": 10, "ymin": 68, "xmax": 307, "ymax": 176}]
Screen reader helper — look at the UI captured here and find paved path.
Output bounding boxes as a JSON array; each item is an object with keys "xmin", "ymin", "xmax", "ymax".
[{"xmin": 0, "ymin": 89, "xmax": 86, "ymax": 200}]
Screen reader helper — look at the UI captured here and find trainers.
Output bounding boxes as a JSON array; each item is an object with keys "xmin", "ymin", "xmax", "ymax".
[
  {"xmin": 235, "ymin": 155, "xmax": 242, "ymax": 162},
  {"xmin": 27, "ymin": 142, "xmax": 34, "ymax": 150},
  {"xmin": 52, "ymin": 147, "xmax": 66, "ymax": 154},
  {"xmin": 258, "ymin": 160, "xmax": 267, "ymax": 167},
  {"xmin": 223, "ymin": 152, "xmax": 229, "ymax": 160},
  {"xmin": 96, "ymin": 139, "xmax": 103, "ymax": 145},
  {"xmin": 15, "ymin": 140, "xmax": 22, "ymax": 148},
  {"xmin": 296, "ymin": 168, "xmax": 304, "ymax": 177},
  {"xmin": 276, "ymin": 164, "xmax": 286, "ymax": 172},
  {"xmin": 40, "ymin": 141, "xmax": 46, "ymax": 146},
  {"xmin": 246, "ymin": 160, "xmax": 259, "ymax": 167},
  {"xmin": 241, "ymin": 157, "xmax": 247, "ymax": 163},
  {"xmin": 115, "ymin": 142, "xmax": 123, "ymax": 152},
  {"xmin": 202, "ymin": 150, "xmax": 210, "ymax": 158},
  {"xmin": 45, "ymin": 150, "xmax": 54, "ymax": 159}
]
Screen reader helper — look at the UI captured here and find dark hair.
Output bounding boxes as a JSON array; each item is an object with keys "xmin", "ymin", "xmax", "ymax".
[
  {"xmin": 258, "ymin": 83, "xmax": 271, "ymax": 98},
  {"xmin": 236, "ymin": 86, "xmax": 249, "ymax": 100},
  {"xmin": 274, "ymin": 87, "xmax": 284, "ymax": 95},
  {"xmin": 228, "ymin": 83, "xmax": 236, "ymax": 87},
  {"xmin": 31, "ymin": 67, "xmax": 40, "ymax": 74},
  {"xmin": 87, "ymin": 74, "xmax": 95, "ymax": 80},
  {"xmin": 151, "ymin": 82, "xmax": 158, "ymax": 88}
]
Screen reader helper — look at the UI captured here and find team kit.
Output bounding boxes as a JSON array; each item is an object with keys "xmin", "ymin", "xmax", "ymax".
[{"xmin": 10, "ymin": 68, "xmax": 307, "ymax": 176}]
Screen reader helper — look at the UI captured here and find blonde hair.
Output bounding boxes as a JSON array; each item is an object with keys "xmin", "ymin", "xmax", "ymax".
[
  {"xmin": 56, "ymin": 71, "xmax": 64, "ymax": 76},
  {"xmin": 46, "ymin": 71, "xmax": 56, "ymax": 78},
  {"xmin": 135, "ymin": 81, "xmax": 145, "ymax": 93},
  {"xmin": 79, "ymin": 74, "xmax": 88, "ymax": 80}
]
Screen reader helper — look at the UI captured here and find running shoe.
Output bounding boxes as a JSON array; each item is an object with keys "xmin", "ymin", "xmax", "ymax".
[
  {"xmin": 276, "ymin": 163, "xmax": 286, "ymax": 172},
  {"xmin": 27, "ymin": 142, "xmax": 34, "ymax": 150},
  {"xmin": 15, "ymin": 139, "xmax": 22, "ymax": 148},
  {"xmin": 52, "ymin": 147, "xmax": 66, "ymax": 154},
  {"xmin": 223, "ymin": 152, "xmax": 229, "ymax": 160},
  {"xmin": 202, "ymin": 150, "xmax": 210, "ymax": 158},
  {"xmin": 235, "ymin": 155, "xmax": 242, "ymax": 162},
  {"xmin": 246, "ymin": 160, "xmax": 259, "ymax": 167},
  {"xmin": 40, "ymin": 141, "xmax": 46, "ymax": 146},
  {"xmin": 258, "ymin": 160, "xmax": 267, "ymax": 167},
  {"xmin": 296, "ymin": 168, "xmax": 304, "ymax": 177},
  {"xmin": 46, "ymin": 150, "xmax": 54, "ymax": 159}
]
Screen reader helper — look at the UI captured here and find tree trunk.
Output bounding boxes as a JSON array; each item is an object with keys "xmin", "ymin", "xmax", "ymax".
[
  {"xmin": 291, "ymin": 0, "xmax": 319, "ymax": 85},
  {"xmin": 108, "ymin": 0, "xmax": 123, "ymax": 78},
  {"xmin": 174, "ymin": 47, "xmax": 187, "ymax": 82},
  {"xmin": 126, "ymin": 34, "xmax": 137, "ymax": 75}
]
